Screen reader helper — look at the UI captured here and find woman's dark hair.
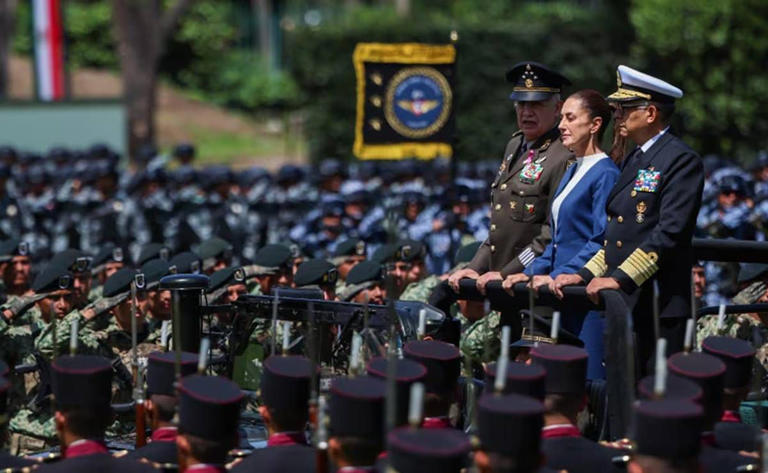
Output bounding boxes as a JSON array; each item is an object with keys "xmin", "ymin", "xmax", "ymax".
[{"xmin": 568, "ymin": 89, "xmax": 623, "ymax": 163}]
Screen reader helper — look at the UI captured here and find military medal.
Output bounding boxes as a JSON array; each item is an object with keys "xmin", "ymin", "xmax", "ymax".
[
  {"xmin": 525, "ymin": 203, "xmax": 535, "ymax": 214},
  {"xmin": 634, "ymin": 168, "xmax": 661, "ymax": 193},
  {"xmin": 636, "ymin": 201, "xmax": 647, "ymax": 223}
]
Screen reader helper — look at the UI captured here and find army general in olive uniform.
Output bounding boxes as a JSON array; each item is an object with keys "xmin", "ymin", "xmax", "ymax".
[{"xmin": 450, "ymin": 62, "xmax": 574, "ymax": 307}]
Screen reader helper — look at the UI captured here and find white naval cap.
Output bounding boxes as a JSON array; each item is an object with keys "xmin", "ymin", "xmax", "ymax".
[{"xmin": 607, "ymin": 65, "xmax": 683, "ymax": 104}]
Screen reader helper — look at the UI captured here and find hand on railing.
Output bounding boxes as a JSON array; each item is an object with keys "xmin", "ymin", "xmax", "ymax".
[
  {"xmin": 501, "ymin": 273, "xmax": 529, "ymax": 295},
  {"xmin": 550, "ymin": 274, "xmax": 584, "ymax": 299},
  {"xmin": 448, "ymin": 268, "xmax": 479, "ymax": 292}
]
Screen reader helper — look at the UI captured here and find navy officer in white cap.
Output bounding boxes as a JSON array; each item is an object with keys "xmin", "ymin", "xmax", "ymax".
[{"xmin": 558, "ymin": 65, "xmax": 705, "ymax": 373}]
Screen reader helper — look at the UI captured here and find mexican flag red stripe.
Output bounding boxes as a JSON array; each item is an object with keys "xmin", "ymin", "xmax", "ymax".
[{"xmin": 32, "ymin": 0, "xmax": 66, "ymax": 101}]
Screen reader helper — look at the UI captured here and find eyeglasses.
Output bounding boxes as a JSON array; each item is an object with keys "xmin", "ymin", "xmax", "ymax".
[{"xmin": 612, "ymin": 103, "xmax": 649, "ymax": 117}]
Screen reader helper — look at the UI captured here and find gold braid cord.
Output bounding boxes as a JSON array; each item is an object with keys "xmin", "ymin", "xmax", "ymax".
[
  {"xmin": 583, "ymin": 249, "xmax": 608, "ymax": 278},
  {"xmin": 617, "ymin": 248, "xmax": 659, "ymax": 287}
]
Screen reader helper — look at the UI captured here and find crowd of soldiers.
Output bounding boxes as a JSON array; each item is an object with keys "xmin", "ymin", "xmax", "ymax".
[
  {"xmin": 0, "ymin": 151, "xmax": 764, "ymax": 472},
  {"xmin": 0, "ymin": 140, "xmax": 767, "ymax": 303},
  {"xmin": 1, "ymin": 59, "xmax": 768, "ymax": 471}
]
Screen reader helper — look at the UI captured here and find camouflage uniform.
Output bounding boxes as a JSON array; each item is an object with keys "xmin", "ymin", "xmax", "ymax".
[
  {"xmin": 696, "ymin": 281, "xmax": 768, "ymax": 371},
  {"xmin": 459, "ymin": 310, "xmax": 501, "ymax": 366},
  {"xmin": 8, "ymin": 311, "xmax": 101, "ymax": 453},
  {"xmin": 400, "ymin": 275, "xmax": 440, "ymax": 303},
  {"xmin": 400, "ymin": 275, "xmax": 501, "ymax": 366}
]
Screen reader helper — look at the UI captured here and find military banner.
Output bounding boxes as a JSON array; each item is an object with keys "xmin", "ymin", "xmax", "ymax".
[{"xmin": 353, "ymin": 43, "xmax": 456, "ymax": 160}]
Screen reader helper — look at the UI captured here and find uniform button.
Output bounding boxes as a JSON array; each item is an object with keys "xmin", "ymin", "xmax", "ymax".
[
  {"xmin": 616, "ymin": 241, "xmax": 623, "ymax": 248},
  {"xmin": 519, "ymin": 191, "xmax": 524, "ymax": 196},
  {"xmin": 617, "ymin": 216, "xmax": 624, "ymax": 223},
  {"xmin": 631, "ymin": 190, "xmax": 637, "ymax": 197},
  {"xmin": 490, "ymin": 245, "xmax": 496, "ymax": 253},
  {"xmin": 494, "ymin": 204, "xmax": 501, "ymax": 211},
  {"xmin": 500, "ymin": 183, "xmax": 507, "ymax": 190},
  {"xmin": 490, "ymin": 224, "xmax": 497, "ymax": 232},
  {"xmin": 607, "ymin": 216, "xmax": 612, "ymax": 222},
  {"xmin": 604, "ymin": 240, "xmax": 608, "ymax": 246},
  {"xmin": 553, "ymin": 243, "xmax": 558, "ymax": 249}
]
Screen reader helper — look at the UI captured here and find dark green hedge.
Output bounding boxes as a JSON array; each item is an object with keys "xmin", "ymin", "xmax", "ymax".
[{"xmin": 285, "ymin": 3, "xmax": 632, "ymax": 162}]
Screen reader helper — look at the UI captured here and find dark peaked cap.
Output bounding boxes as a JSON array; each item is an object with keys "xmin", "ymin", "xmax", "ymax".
[
  {"xmin": 633, "ymin": 400, "xmax": 703, "ymax": 459},
  {"xmin": 52, "ymin": 355, "xmax": 113, "ymax": 409},
  {"xmin": 261, "ymin": 355, "xmax": 313, "ymax": 412},
  {"xmin": 484, "ymin": 361, "xmax": 546, "ymax": 400},
  {"xmin": 178, "ymin": 375, "xmax": 243, "ymax": 440},
  {"xmin": 329, "ymin": 376, "xmax": 386, "ymax": 439},
  {"xmin": 701, "ymin": 336, "xmax": 756, "ymax": 389},
  {"xmin": 403, "ymin": 340, "xmax": 460, "ymax": 395},
  {"xmin": 506, "ymin": 61, "xmax": 571, "ymax": 102},
  {"xmin": 388, "ymin": 428, "xmax": 470, "ymax": 473},
  {"xmin": 147, "ymin": 351, "xmax": 197, "ymax": 396},
  {"xmin": 477, "ymin": 393, "xmax": 544, "ymax": 460}
]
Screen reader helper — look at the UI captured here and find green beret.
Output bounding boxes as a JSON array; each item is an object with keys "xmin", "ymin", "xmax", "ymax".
[
  {"xmin": 294, "ymin": 259, "xmax": 337, "ymax": 287},
  {"xmin": 333, "ymin": 239, "xmax": 367, "ymax": 258},
  {"xmin": 346, "ymin": 261, "xmax": 384, "ymax": 285},
  {"xmin": 103, "ymin": 268, "xmax": 140, "ymax": 298},
  {"xmin": 396, "ymin": 240, "xmax": 426, "ymax": 262},
  {"xmin": 253, "ymin": 244, "xmax": 292, "ymax": 269},
  {"xmin": 32, "ymin": 260, "xmax": 73, "ymax": 293},
  {"xmin": 137, "ymin": 243, "xmax": 171, "ymax": 266},
  {"xmin": 0, "ymin": 238, "xmax": 30, "ymax": 262},
  {"xmin": 738, "ymin": 263, "xmax": 768, "ymax": 285},
  {"xmin": 454, "ymin": 241, "xmax": 482, "ymax": 266},
  {"xmin": 196, "ymin": 237, "xmax": 233, "ymax": 260},
  {"xmin": 141, "ymin": 259, "xmax": 171, "ymax": 288},
  {"xmin": 371, "ymin": 244, "xmax": 398, "ymax": 264},
  {"xmin": 49, "ymin": 249, "xmax": 91, "ymax": 273},
  {"xmin": 207, "ymin": 266, "xmax": 240, "ymax": 293},
  {"xmin": 169, "ymin": 251, "xmax": 201, "ymax": 274},
  {"xmin": 92, "ymin": 243, "xmax": 128, "ymax": 269}
]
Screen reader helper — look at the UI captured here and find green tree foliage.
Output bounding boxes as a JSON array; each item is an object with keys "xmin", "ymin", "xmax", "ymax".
[
  {"xmin": 285, "ymin": 3, "xmax": 631, "ymax": 161},
  {"xmin": 630, "ymin": 0, "xmax": 768, "ymax": 160}
]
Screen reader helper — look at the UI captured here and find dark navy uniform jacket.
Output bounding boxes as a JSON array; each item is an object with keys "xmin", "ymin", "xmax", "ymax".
[
  {"xmin": 580, "ymin": 131, "xmax": 704, "ymax": 320},
  {"xmin": 229, "ymin": 444, "xmax": 316, "ymax": 473}
]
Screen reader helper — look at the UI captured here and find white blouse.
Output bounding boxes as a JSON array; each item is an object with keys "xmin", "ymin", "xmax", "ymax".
[{"xmin": 551, "ymin": 152, "xmax": 609, "ymax": 232}]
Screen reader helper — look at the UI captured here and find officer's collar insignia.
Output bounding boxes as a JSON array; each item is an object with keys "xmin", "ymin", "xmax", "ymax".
[{"xmin": 538, "ymin": 139, "xmax": 551, "ymax": 151}]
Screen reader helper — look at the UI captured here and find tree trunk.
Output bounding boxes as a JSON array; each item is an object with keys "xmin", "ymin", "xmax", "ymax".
[
  {"xmin": 111, "ymin": 0, "xmax": 193, "ymax": 161},
  {"xmin": 394, "ymin": 0, "xmax": 410, "ymax": 17},
  {"xmin": 0, "ymin": 0, "xmax": 18, "ymax": 98}
]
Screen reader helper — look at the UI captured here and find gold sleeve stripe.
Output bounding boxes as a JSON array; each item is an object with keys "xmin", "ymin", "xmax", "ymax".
[
  {"xmin": 617, "ymin": 249, "xmax": 659, "ymax": 286},
  {"xmin": 584, "ymin": 249, "xmax": 607, "ymax": 278}
]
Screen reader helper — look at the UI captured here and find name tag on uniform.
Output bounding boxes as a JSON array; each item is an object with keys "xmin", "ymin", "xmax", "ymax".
[
  {"xmin": 519, "ymin": 161, "xmax": 544, "ymax": 184},
  {"xmin": 634, "ymin": 168, "xmax": 661, "ymax": 193}
]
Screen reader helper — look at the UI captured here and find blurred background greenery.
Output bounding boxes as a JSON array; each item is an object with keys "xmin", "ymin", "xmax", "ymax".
[{"xmin": 8, "ymin": 0, "xmax": 768, "ymax": 165}]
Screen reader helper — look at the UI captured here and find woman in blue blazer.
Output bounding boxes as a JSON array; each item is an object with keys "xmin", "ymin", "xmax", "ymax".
[{"xmin": 503, "ymin": 89, "xmax": 620, "ymax": 379}]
